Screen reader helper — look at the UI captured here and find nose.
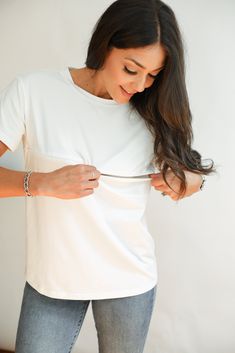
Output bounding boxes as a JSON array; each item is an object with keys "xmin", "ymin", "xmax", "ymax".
[{"xmin": 132, "ymin": 76, "xmax": 147, "ymax": 93}]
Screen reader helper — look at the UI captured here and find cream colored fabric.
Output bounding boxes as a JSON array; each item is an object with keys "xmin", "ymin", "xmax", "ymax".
[{"xmin": 0, "ymin": 68, "xmax": 159, "ymax": 299}]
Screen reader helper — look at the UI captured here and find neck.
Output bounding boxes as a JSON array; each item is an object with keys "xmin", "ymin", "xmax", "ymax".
[{"xmin": 72, "ymin": 67, "xmax": 111, "ymax": 99}]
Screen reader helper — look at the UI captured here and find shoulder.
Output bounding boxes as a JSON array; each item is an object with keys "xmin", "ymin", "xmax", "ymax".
[
  {"xmin": 15, "ymin": 69, "xmax": 66, "ymax": 93},
  {"xmin": 17, "ymin": 67, "xmax": 63, "ymax": 85}
]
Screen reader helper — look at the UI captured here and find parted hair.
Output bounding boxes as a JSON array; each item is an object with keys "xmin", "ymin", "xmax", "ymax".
[{"xmin": 85, "ymin": 0, "xmax": 216, "ymax": 197}]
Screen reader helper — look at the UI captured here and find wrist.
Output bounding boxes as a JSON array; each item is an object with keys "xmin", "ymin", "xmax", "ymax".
[{"xmin": 28, "ymin": 172, "xmax": 48, "ymax": 196}]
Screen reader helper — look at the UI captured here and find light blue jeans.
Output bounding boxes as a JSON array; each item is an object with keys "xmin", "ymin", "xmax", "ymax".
[{"xmin": 15, "ymin": 281, "xmax": 157, "ymax": 353}]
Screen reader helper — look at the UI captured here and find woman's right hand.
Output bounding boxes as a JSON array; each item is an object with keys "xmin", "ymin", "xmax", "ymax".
[{"xmin": 31, "ymin": 164, "xmax": 101, "ymax": 199}]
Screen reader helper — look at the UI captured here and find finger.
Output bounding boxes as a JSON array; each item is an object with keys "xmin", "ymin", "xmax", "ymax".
[
  {"xmin": 85, "ymin": 169, "xmax": 101, "ymax": 180},
  {"xmin": 150, "ymin": 173, "xmax": 162, "ymax": 181},
  {"xmin": 80, "ymin": 189, "xmax": 94, "ymax": 198},
  {"xmin": 153, "ymin": 184, "xmax": 171, "ymax": 193},
  {"xmin": 169, "ymin": 192, "xmax": 182, "ymax": 201},
  {"xmin": 150, "ymin": 173, "xmax": 169, "ymax": 187},
  {"xmin": 151, "ymin": 177, "xmax": 164, "ymax": 186},
  {"xmin": 81, "ymin": 164, "xmax": 100, "ymax": 173},
  {"xmin": 152, "ymin": 184, "xmax": 167, "ymax": 190},
  {"xmin": 82, "ymin": 179, "xmax": 99, "ymax": 190},
  {"xmin": 151, "ymin": 179, "xmax": 165, "ymax": 187}
]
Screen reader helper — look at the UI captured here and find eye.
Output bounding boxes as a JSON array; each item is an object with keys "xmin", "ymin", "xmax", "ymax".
[
  {"xmin": 123, "ymin": 66, "xmax": 136, "ymax": 75},
  {"xmin": 149, "ymin": 73, "xmax": 158, "ymax": 79},
  {"xmin": 123, "ymin": 66, "xmax": 158, "ymax": 79}
]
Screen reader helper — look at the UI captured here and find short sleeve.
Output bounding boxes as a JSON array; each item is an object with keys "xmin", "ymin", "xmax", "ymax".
[{"xmin": 0, "ymin": 76, "xmax": 26, "ymax": 151}]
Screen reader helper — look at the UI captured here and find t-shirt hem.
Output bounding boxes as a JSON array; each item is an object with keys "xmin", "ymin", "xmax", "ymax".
[{"xmin": 26, "ymin": 278, "xmax": 158, "ymax": 300}]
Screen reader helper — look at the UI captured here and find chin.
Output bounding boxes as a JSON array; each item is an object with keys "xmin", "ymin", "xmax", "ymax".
[{"xmin": 114, "ymin": 95, "xmax": 129, "ymax": 104}]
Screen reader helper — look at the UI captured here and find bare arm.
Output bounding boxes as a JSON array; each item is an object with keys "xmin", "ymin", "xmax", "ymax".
[
  {"xmin": 0, "ymin": 141, "xmax": 50, "ymax": 197},
  {"xmin": 0, "ymin": 141, "xmax": 100, "ymax": 199}
]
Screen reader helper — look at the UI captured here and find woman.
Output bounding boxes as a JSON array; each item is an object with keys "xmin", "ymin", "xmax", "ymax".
[{"xmin": 0, "ymin": 0, "xmax": 215, "ymax": 352}]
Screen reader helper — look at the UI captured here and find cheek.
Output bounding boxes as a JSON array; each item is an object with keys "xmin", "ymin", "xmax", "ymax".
[
  {"xmin": 107, "ymin": 68, "xmax": 130, "ymax": 91},
  {"xmin": 104, "ymin": 65, "xmax": 121, "ymax": 85},
  {"xmin": 113, "ymin": 67, "xmax": 126, "ymax": 84}
]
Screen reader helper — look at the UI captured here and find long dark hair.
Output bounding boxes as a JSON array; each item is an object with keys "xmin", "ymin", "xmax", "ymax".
[{"xmin": 85, "ymin": 0, "xmax": 216, "ymax": 197}]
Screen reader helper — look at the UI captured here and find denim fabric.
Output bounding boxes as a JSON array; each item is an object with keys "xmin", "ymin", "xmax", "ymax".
[{"xmin": 15, "ymin": 281, "xmax": 157, "ymax": 353}]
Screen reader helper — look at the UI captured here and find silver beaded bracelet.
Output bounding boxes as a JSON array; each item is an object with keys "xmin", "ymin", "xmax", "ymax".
[
  {"xmin": 23, "ymin": 171, "xmax": 33, "ymax": 197},
  {"xmin": 200, "ymin": 175, "xmax": 206, "ymax": 191}
]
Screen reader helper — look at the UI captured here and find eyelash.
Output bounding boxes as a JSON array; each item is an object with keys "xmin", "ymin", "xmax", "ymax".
[{"xmin": 123, "ymin": 66, "xmax": 157, "ymax": 79}]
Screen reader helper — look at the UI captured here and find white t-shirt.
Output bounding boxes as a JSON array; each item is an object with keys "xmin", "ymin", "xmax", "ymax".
[{"xmin": 0, "ymin": 67, "xmax": 159, "ymax": 300}]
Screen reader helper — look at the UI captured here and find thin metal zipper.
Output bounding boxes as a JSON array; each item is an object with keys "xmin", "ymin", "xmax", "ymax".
[{"xmin": 100, "ymin": 173, "xmax": 152, "ymax": 179}]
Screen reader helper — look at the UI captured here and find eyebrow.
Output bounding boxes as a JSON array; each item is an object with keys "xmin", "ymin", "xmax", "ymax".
[{"xmin": 124, "ymin": 57, "xmax": 164, "ymax": 71}]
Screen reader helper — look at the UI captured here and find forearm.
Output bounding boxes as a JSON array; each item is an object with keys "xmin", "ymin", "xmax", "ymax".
[{"xmin": 0, "ymin": 166, "xmax": 45, "ymax": 198}]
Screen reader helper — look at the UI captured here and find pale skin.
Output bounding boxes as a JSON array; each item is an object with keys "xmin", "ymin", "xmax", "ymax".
[{"xmin": 0, "ymin": 43, "xmax": 202, "ymax": 200}]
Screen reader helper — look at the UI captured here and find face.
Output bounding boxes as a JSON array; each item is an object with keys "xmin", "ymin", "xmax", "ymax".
[{"xmin": 99, "ymin": 43, "xmax": 166, "ymax": 103}]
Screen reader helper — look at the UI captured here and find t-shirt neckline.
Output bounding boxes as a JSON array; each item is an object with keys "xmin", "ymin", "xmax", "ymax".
[{"xmin": 64, "ymin": 67, "xmax": 128, "ymax": 107}]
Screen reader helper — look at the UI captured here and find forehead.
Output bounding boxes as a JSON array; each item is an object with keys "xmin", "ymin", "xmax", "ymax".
[{"xmin": 108, "ymin": 43, "xmax": 166, "ymax": 70}]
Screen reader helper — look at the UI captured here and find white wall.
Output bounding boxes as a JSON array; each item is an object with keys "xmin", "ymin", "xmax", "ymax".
[{"xmin": 0, "ymin": 0, "xmax": 234, "ymax": 352}]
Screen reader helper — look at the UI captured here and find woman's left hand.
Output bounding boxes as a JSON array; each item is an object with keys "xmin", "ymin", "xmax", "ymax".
[{"xmin": 149, "ymin": 170, "xmax": 203, "ymax": 201}]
